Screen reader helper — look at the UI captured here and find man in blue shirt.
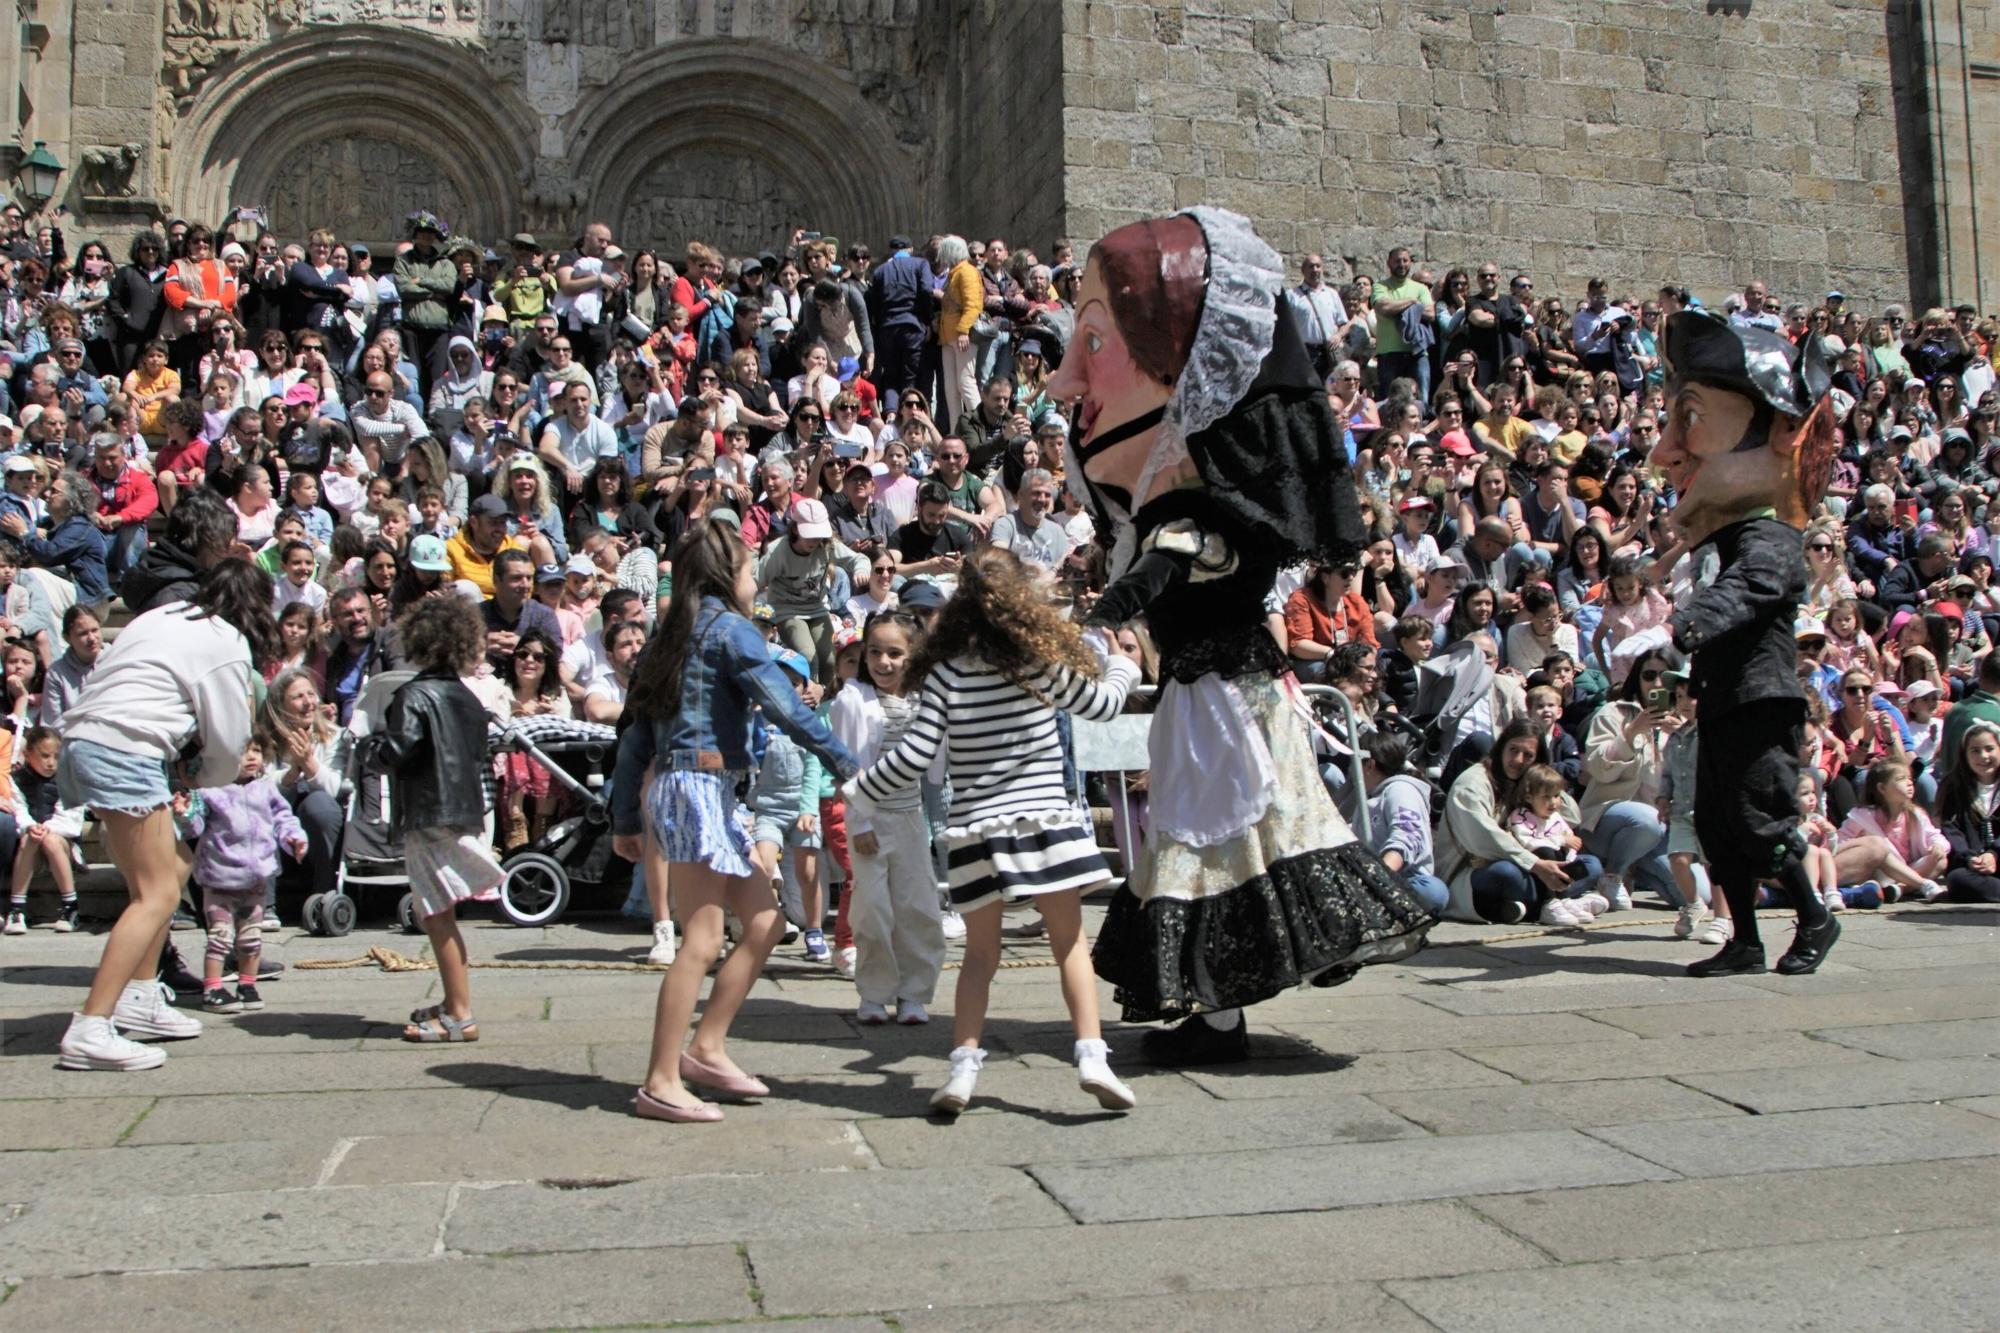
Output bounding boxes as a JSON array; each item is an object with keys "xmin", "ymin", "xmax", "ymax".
[{"xmin": 868, "ymin": 235, "xmax": 933, "ymax": 413}]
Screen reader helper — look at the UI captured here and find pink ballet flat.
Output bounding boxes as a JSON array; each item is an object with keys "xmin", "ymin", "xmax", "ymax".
[
  {"xmin": 679, "ymin": 1051, "xmax": 770, "ymax": 1100},
  {"xmin": 632, "ymin": 1085, "xmax": 723, "ymax": 1123}
]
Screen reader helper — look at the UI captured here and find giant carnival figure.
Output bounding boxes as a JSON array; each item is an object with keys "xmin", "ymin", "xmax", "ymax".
[{"xmin": 1047, "ymin": 207, "xmax": 1435, "ymax": 1065}]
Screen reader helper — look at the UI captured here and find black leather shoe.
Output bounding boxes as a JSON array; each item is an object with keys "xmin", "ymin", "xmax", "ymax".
[
  {"xmin": 1140, "ymin": 1012, "xmax": 1250, "ymax": 1066},
  {"xmin": 1776, "ymin": 914, "xmax": 1840, "ymax": 975},
  {"xmin": 158, "ymin": 941, "xmax": 204, "ymax": 997},
  {"xmin": 1687, "ymin": 938, "xmax": 1767, "ymax": 978}
]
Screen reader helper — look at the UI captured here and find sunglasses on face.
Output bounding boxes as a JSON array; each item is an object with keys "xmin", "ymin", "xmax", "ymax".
[
  {"xmin": 1844, "ymin": 685, "xmax": 1871, "ymax": 695},
  {"xmin": 1807, "ymin": 542, "xmax": 1833, "ymax": 553},
  {"xmin": 1640, "ymin": 668, "xmax": 1664, "ymax": 682},
  {"xmin": 365, "ymin": 389, "xmax": 388, "ymax": 398},
  {"xmin": 515, "ymin": 649, "xmax": 548, "ymax": 662}
]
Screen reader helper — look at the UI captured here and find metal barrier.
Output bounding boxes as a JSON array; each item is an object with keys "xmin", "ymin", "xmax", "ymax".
[{"xmin": 1069, "ymin": 681, "xmax": 1371, "ymax": 847}]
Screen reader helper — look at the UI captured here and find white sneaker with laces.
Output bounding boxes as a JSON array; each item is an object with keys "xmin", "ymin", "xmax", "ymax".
[
  {"xmin": 1593, "ymin": 875, "xmax": 1632, "ymax": 911},
  {"xmin": 1538, "ymin": 898, "xmax": 1586, "ymax": 927},
  {"xmin": 1695, "ymin": 914, "xmax": 1734, "ymax": 946},
  {"xmin": 1075, "ymin": 1038, "xmax": 1136, "ymax": 1110},
  {"xmin": 930, "ymin": 1046, "xmax": 986, "ymax": 1115},
  {"xmin": 1674, "ymin": 904, "xmax": 1704, "ymax": 937},
  {"xmin": 1822, "ymin": 889, "xmax": 1845, "ymax": 914},
  {"xmin": 58, "ymin": 1013, "xmax": 166, "ymax": 1071},
  {"xmin": 2, "ymin": 910, "xmax": 24, "ymax": 935},
  {"xmin": 896, "ymin": 999, "xmax": 930, "ymax": 1025},
  {"xmin": 1574, "ymin": 892, "xmax": 1611, "ymax": 918},
  {"xmin": 1920, "ymin": 879, "xmax": 1948, "ymax": 903},
  {"xmin": 647, "ymin": 920, "xmax": 678, "ymax": 966},
  {"xmin": 835, "ymin": 946, "xmax": 857, "ymax": 978},
  {"xmin": 857, "ymin": 1000, "xmax": 890, "ymax": 1025},
  {"xmin": 111, "ymin": 981, "xmax": 203, "ymax": 1041},
  {"xmin": 939, "ymin": 910, "xmax": 966, "ymax": 940}
]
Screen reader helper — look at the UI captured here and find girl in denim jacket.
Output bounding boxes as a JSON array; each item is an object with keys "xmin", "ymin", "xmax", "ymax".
[{"xmin": 613, "ymin": 521, "xmax": 858, "ymax": 1123}]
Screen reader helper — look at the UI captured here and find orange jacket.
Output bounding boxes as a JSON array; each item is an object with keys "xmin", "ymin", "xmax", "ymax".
[
  {"xmin": 163, "ymin": 258, "xmax": 239, "ymax": 337},
  {"xmin": 940, "ymin": 260, "xmax": 984, "ymax": 344},
  {"xmin": 1284, "ymin": 585, "xmax": 1378, "ymax": 651}
]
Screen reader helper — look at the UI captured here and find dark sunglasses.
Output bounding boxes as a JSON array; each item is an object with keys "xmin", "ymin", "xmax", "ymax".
[
  {"xmin": 514, "ymin": 649, "xmax": 548, "ymax": 662},
  {"xmin": 1844, "ymin": 685, "xmax": 1872, "ymax": 695}
]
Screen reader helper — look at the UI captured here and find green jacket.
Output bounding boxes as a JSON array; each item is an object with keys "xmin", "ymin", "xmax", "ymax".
[
  {"xmin": 393, "ymin": 247, "xmax": 457, "ymax": 330},
  {"xmin": 1940, "ymin": 688, "xmax": 2000, "ymax": 775}
]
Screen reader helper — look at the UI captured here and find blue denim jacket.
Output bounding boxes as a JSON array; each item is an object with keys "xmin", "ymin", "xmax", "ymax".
[{"xmin": 612, "ymin": 595, "xmax": 857, "ymax": 836}]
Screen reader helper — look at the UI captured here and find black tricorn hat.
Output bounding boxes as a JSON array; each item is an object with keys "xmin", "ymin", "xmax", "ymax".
[{"xmin": 1662, "ymin": 310, "xmax": 1832, "ymax": 419}]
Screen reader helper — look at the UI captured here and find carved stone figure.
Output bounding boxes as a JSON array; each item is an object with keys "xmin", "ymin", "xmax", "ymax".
[
  {"xmin": 80, "ymin": 144, "xmax": 146, "ymax": 198},
  {"xmin": 264, "ymin": 136, "xmax": 468, "ymax": 242}
]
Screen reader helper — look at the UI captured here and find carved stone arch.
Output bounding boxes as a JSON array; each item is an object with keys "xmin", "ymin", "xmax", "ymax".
[
  {"xmin": 171, "ymin": 30, "xmax": 536, "ymax": 245},
  {"xmin": 568, "ymin": 40, "xmax": 918, "ymax": 257}
]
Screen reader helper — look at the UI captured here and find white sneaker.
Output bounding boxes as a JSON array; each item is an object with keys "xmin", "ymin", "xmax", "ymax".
[
  {"xmin": 1574, "ymin": 891, "xmax": 1611, "ymax": 918},
  {"xmin": 1822, "ymin": 890, "xmax": 1845, "ymax": 914},
  {"xmin": 835, "ymin": 946, "xmax": 857, "ymax": 978},
  {"xmin": 1538, "ymin": 898, "xmax": 1587, "ymax": 928},
  {"xmin": 930, "ymin": 1046, "xmax": 986, "ymax": 1116},
  {"xmin": 1593, "ymin": 875, "xmax": 1632, "ymax": 911},
  {"xmin": 2, "ymin": 910, "xmax": 24, "ymax": 935},
  {"xmin": 647, "ymin": 920, "xmax": 678, "ymax": 966},
  {"xmin": 896, "ymin": 999, "xmax": 930, "ymax": 1025},
  {"xmin": 264, "ymin": 909, "xmax": 283, "ymax": 931},
  {"xmin": 857, "ymin": 1000, "xmax": 890, "ymax": 1025},
  {"xmin": 1695, "ymin": 914, "xmax": 1734, "ymax": 946},
  {"xmin": 58, "ymin": 1013, "xmax": 166, "ymax": 1071},
  {"xmin": 1674, "ymin": 903, "xmax": 1707, "ymax": 937},
  {"xmin": 1920, "ymin": 879, "xmax": 1948, "ymax": 903},
  {"xmin": 939, "ymin": 910, "xmax": 966, "ymax": 941},
  {"xmin": 111, "ymin": 981, "xmax": 203, "ymax": 1041},
  {"xmin": 1075, "ymin": 1038, "xmax": 1136, "ymax": 1110}
]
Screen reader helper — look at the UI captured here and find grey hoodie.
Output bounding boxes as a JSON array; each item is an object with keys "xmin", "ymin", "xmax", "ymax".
[{"xmin": 1368, "ymin": 773, "xmax": 1436, "ymax": 876}]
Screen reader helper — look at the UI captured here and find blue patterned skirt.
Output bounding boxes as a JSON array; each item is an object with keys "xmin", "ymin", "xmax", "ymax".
[{"xmin": 645, "ymin": 768, "xmax": 758, "ymax": 878}]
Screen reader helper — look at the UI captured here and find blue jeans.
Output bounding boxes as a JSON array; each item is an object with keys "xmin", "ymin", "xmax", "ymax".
[
  {"xmin": 1583, "ymin": 800, "xmax": 1683, "ymax": 906},
  {"xmin": 1403, "ymin": 870, "xmax": 1450, "ymax": 915},
  {"xmin": 1377, "ymin": 350, "xmax": 1430, "ymax": 404},
  {"xmin": 106, "ymin": 522, "xmax": 148, "ymax": 592},
  {"xmin": 1470, "ymin": 853, "xmax": 1605, "ymax": 921}
]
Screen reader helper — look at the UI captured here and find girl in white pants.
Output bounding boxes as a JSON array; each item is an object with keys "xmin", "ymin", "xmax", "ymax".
[{"xmin": 831, "ymin": 612, "xmax": 945, "ymax": 1025}]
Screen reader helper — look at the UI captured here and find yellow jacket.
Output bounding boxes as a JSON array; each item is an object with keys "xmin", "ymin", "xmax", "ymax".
[{"xmin": 940, "ymin": 260, "xmax": 984, "ymax": 344}]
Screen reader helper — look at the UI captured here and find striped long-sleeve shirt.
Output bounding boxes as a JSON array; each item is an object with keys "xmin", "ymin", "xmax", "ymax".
[{"xmin": 852, "ymin": 654, "xmax": 1140, "ymax": 831}]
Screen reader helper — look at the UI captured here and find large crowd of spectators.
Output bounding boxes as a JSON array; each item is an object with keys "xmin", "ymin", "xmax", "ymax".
[{"xmin": 0, "ymin": 195, "xmax": 1995, "ymax": 944}]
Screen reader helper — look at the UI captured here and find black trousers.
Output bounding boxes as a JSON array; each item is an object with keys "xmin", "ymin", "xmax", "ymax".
[{"xmin": 1695, "ymin": 697, "xmax": 1813, "ymax": 945}]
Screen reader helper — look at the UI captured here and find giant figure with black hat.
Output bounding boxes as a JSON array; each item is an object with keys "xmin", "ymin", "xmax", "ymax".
[
  {"xmin": 1638, "ymin": 309, "xmax": 1842, "ymax": 976},
  {"xmin": 1046, "ymin": 207, "xmax": 1435, "ymax": 1066}
]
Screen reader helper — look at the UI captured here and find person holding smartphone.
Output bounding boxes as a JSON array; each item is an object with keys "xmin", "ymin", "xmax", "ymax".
[{"xmin": 1575, "ymin": 649, "xmax": 1696, "ymax": 916}]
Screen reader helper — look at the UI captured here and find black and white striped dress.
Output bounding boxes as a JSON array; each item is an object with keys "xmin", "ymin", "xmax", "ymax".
[{"xmin": 850, "ymin": 654, "xmax": 1141, "ymax": 912}]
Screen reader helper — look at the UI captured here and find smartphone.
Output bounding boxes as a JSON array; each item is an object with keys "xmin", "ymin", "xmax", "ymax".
[
  {"xmin": 1646, "ymin": 687, "xmax": 1670, "ymax": 712},
  {"xmin": 1898, "ymin": 500, "xmax": 1920, "ymax": 524},
  {"xmin": 833, "ymin": 439, "xmax": 864, "ymax": 459}
]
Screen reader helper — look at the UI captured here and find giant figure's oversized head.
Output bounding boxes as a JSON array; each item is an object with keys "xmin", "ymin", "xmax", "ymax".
[
  {"xmin": 1045, "ymin": 207, "xmax": 1356, "ymax": 575},
  {"xmin": 1651, "ymin": 310, "xmax": 1837, "ymax": 545}
]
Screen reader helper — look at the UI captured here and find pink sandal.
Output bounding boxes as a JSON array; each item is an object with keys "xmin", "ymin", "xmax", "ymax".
[
  {"xmin": 679, "ymin": 1051, "xmax": 770, "ymax": 1100},
  {"xmin": 633, "ymin": 1085, "xmax": 723, "ymax": 1123}
]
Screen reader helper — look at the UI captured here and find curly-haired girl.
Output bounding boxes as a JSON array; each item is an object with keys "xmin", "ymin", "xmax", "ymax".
[{"xmin": 843, "ymin": 545, "xmax": 1144, "ymax": 1116}]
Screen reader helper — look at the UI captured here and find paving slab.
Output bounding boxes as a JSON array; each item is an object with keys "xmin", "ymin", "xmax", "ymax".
[
  {"xmin": 857, "ymin": 1092, "xmax": 1420, "ymax": 1168},
  {"xmin": 1180, "ymin": 1048, "xmax": 1519, "ymax": 1101},
  {"xmin": 753, "ymin": 1202, "xmax": 1540, "ymax": 1316},
  {"xmin": 1415, "ymin": 976, "xmax": 1774, "ymax": 1016},
  {"xmin": 1587, "ymin": 1102, "xmax": 2000, "ymax": 1177},
  {"xmin": 1256, "ymin": 1011, "xmax": 1634, "ymax": 1054},
  {"xmin": 892, "ymin": 1281, "xmax": 1434, "ymax": 1332},
  {"xmin": 1729, "ymin": 961, "xmax": 1999, "ymax": 995},
  {"xmin": 0, "ymin": 1046, "xmax": 596, "ymax": 1098},
  {"xmin": 124, "ymin": 1088, "xmax": 497, "ymax": 1145},
  {"xmin": 1674, "ymin": 1055, "xmax": 2000, "ymax": 1113},
  {"xmin": 0, "ymin": 1138, "xmax": 333, "ymax": 1201},
  {"xmin": 1466, "ymin": 1158, "xmax": 2000, "ymax": 1262},
  {"xmin": 1834, "ymin": 942, "xmax": 2000, "ymax": 971},
  {"xmin": 1955, "ymin": 1094, "xmax": 2000, "ymax": 1120},
  {"xmin": 1029, "ymin": 1129, "xmax": 1675, "ymax": 1224},
  {"xmin": 334, "ymin": 1118, "xmax": 871, "ymax": 1185},
  {"xmin": 447, "ymin": 1165, "xmax": 1069, "ymax": 1254},
  {"xmin": 1367, "ymin": 1076, "xmax": 1742, "ymax": 1136},
  {"xmin": 0, "ymin": 1183, "xmax": 451, "ymax": 1278},
  {"xmin": 1581, "ymin": 983, "xmax": 2000, "ymax": 1038},
  {"xmin": 0, "ymin": 1095, "xmax": 149, "ymax": 1149},
  {"xmin": 1460, "ymin": 1031, "xmax": 1877, "ymax": 1083},
  {"xmin": 1810, "ymin": 1015, "xmax": 2000, "ymax": 1059},
  {"xmin": 1388, "ymin": 1226, "xmax": 2000, "ymax": 1332},
  {"xmin": 0, "ymin": 1247, "xmax": 756, "ymax": 1331}
]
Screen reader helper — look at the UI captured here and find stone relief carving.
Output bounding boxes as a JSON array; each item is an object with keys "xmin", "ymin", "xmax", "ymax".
[
  {"xmin": 541, "ymin": 0, "xmax": 640, "ymax": 47},
  {"xmin": 80, "ymin": 144, "xmax": 146, "ymax": 198},
  {"xmin": 523, "ymin": 156, "xmax": 585, "ymax": 236},
  {"xmin": 267, "ymin": 0, "xmax": 478, "ymax": 33},
  {"xmin": 622, "ymin": 150, "xmax": 810, "ymax": 258},
  {"xmin": 264, "ymin": 136, "xmax": 468, "ymax": 243}
]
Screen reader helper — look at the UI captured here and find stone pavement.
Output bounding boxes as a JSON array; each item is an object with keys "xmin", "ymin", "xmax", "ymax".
[{"xmin": 1, "ymin": 900, "xmax": 1997, "ymax": 1331}]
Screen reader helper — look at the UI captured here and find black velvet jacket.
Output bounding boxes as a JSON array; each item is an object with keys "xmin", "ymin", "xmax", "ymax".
[
  {"xmin": 364, "ymin": 668, "xmax": 491, "ymax": 834},
  {"xmin": 1667, "ymin": 516, "xmax": 1805, "ymax": 720}
]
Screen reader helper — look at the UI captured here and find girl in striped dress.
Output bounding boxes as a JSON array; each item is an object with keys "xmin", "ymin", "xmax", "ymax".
[{"xmin": 844, "ymin": 547, "xmax": 1143, "ymax": 1115}]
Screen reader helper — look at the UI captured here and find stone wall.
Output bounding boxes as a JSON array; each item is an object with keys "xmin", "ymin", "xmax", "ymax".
[
  {"xmin": 926, "ymin": 0, "xmax": 1068, "ymax": 251},
  {"xmin": 1059, "ymin": 0, "xmax": 1921, "ymax": 308},
  {"xmin": 1895, "ymin": 0, "xmax": 2000, "ymax": 312}
]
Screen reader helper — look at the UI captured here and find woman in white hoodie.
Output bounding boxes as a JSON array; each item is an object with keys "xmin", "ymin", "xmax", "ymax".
[{"xmin": 55, "ymin": 559, "xmax": 280, "ymax": 1072}]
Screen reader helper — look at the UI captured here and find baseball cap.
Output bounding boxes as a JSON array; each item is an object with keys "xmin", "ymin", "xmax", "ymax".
[
  {"xmin": 769, "ymin": 644, "xmax": 812, "ymax": 681},
  {"xmin": 888, "ymin": 233, "xmax": 913, "ymax": 252},
  {"xmin": 1905, "ymin": 679, "xmax": 1942, "ymax": 700},
  {"xmin": 566, "ymin": 554, "xmax": 596, "ymax": 578},
  {"xmin": 897, "ymin": 580, "xmax": 948, "ymax": 611},
  {"xmin": 740, "ymin": 257, "xmax": 763, "ymax": 275},
  {"xmin": 603, "ymin": 245, "xmax": 626, "ymax": 261},
  {"xmin": 535, "ymin": 562, "xmax": 564, "ymax": 584},
  {"xmin": 468, "ymin": 493, "xmax": 508, "ymax": 519},
  {"xmin": 511, "ymin": 232, "xmax": 539, "ymax": 250},
  {"xmin": 482, "ymin": 304, "xmax": 508, "ymax": 325},
  {"xmin": 507, "ymin": 455, "xmax": 540, "ymax": 473},
  {"xmin": 1433, "ymin": 552, "xmax": 1472, "ymax": 576},
  {"xmin": 1398, "ymin": 495, "xmax": 1433, "ymax": 512},
  {"xmin": 1794, "ymin": 615, "xmax": 1827, "ymax": 641},
  {"xmin": 3, "ymin": 455, "xmax": 37, "ymax": 475},
  {"xmin": 1439, "ymin": 429, "xmax": 1479, "ymax": 458},
  {"xmin": 791, "ymin": 498, "xmax": 834, "ymax": 540},
  {"xmin": 1827, "ymin": 290, "xmax": 1844, "ymax": 301},
  {"xmin": 283, "ymin": 382, "xmax": 319, "ymax": 407},
  {"xmin": 408, "ymin": 534, "xmax": 451, "ymax": 571},
  {"xmin": 837, "ymin": 356, "xmax": 860, "ymax": 381}
]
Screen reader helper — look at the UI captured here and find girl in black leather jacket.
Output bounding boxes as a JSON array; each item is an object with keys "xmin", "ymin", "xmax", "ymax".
[{"xmin": 368, "ymin": 597, "xmax": 501, "ymax": 1043}]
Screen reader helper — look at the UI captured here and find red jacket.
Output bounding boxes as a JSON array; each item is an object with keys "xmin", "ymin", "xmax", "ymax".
[
  {"xmin": 94, "ymin": 464, "xmax": 159, "ymax": 527},
  {"xmin": 1284, "ymin": 584, "xmax": 1377, "ymax": 651},
  {"xmin": 668, "ymin": 274, "xmax": 711, "ymax": 324}
]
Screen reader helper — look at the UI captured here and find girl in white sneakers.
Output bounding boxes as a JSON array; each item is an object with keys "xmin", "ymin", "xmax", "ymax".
[
  {"xmin": 844, "ymin": 548, "xmax": 1142, "ymax": 1116},
  {"xmin": 55, "ymin": 558, "xmax": 278, "ymax": 1071}
]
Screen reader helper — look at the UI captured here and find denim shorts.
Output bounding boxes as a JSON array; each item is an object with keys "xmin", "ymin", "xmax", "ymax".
[{"xmin": 58, "ymin": 738, "xmax": 174, "ymax": 817}]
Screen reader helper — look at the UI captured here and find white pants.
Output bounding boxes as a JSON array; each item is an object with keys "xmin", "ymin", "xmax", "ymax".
[
  {"xmin": 851, "ymin": 806, "xmax": 946, "ymax": 1006},
  {"xmin": 940, "ymin": 339, "xmax": 979, "ymax": 431}
]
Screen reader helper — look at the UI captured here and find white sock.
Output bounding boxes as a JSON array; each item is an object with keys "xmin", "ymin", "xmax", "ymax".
[
  {"xmin": 1074, "ymin": 1038, "xmax": 1109, "ymax": 1063},
  {"xmin": 1201, "ymin": 1007, "xmax": 1241, "ymax": 1031},
  {"xmin": 948, "ymin": 1045, "xmax": 987, "ymax": 1070}
]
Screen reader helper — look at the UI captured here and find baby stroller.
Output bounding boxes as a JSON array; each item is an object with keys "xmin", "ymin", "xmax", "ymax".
[
  {"xmin": 302, "ymin": 669, "xmax": 418, "ymax": 937},
  {"xmin": 490, "ymin": 715, "xmax": 622, "ymax": 928}
]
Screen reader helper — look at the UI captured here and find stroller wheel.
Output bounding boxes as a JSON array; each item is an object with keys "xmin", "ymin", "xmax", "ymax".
[
  {"xmin": 397, "ymin": 892, "xmax": 421, "ymax": 935},
  {"xmin": 498, "ymin": 852, "xmax": 571, "ymax": 928},
  {"xmin": 323, "ymin": 894, "xmax": 357, "ymax": 937},
  {"xmin": 301, "ymin": 893, "xmax": 328, "ymax": 937}
]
